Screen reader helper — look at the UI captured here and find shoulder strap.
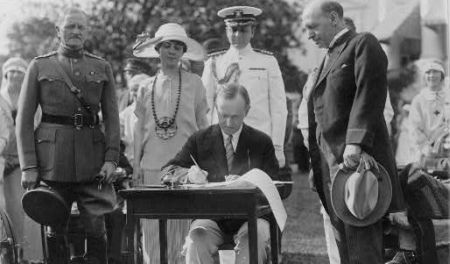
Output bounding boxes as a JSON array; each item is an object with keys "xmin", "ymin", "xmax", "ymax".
[{"xmin": 49, "ymin": 56, "xmax": 94, "ymax": 116}]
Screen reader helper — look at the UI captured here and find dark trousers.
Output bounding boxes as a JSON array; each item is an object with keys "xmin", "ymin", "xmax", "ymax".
[
  {"xmin": 292, "ymin": 127, "xmax": 310, "ymax": 171},
  {"xmin": 314, "ymin": 139, "xmax": 384, "ymax": 264},
  {"xmin": 45, "ymin": 181, "xmax": 116, "ymax": 264}
]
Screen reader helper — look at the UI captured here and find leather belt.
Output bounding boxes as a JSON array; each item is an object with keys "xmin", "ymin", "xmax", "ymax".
[{"xmin": 42, "ymin": 113, "xmax": 99, "ymax": 129}]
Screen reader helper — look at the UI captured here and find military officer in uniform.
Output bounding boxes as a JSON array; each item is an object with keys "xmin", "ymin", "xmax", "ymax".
[
  {"xmin": 202, "ymin": 5, "xmax": 288, "ymax": 167},
  {"xmin": 16, "ymin": 8, "xmax": 120, "ymax": 264}
]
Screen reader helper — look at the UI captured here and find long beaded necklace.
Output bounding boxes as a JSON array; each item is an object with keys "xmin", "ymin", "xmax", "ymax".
[{"xmin": 151, "ymin": 67, "xmax": 182, "ymax": 140}]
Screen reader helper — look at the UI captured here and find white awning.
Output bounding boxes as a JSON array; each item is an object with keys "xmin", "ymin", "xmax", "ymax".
[{"xmin": 371, "ymin": 1, "xmax": 421, "ymax": 42}]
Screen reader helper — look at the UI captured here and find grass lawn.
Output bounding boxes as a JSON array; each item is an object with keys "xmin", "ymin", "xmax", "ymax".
[{"xmin": 280, "ymin": 170, "xmax": 328, "ymax": 263}]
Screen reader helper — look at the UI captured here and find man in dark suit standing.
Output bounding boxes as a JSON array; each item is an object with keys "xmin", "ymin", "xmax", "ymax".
[
  {"xmin": 162, "ymin": 83, "xmax": 279, "ymax": 264},
  {"xmin": 302, "ymin": 1, "xmax": 406, "ymax": 263}
]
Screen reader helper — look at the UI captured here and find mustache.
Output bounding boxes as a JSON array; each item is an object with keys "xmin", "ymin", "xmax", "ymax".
[{"xmin": 69, "ymin": 34, "xmax": 82, "ymax": 39}]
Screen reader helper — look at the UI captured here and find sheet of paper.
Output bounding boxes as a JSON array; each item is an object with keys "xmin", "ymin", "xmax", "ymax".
[
  {"xmin": 237, "ymin": 169, "xmax": 287, "ymax": 231},
  {"xmin": 182, "ymin": 182, "xmax": 234, "ymax": 188}
]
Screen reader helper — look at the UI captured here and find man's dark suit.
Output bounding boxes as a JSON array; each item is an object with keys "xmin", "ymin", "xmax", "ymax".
[
  {"xmin": 166, "ymin": 123, "xmax": 279, "ymax": 182},
  {"xmin": 307, "ymin": 30, "xmax": 405, "ymax": 264},
  {"xmin": 165, "ymin": 123, "xmax": 279, "ymax": 234}
]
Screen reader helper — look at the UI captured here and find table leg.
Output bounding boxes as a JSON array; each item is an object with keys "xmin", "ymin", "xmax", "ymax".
[
  {"xmin": 124, "ymin": 202, "xmax": 136, "ymax": 264},
  {"xmin": 133, "ymin": 218, "xmax": 140, "ymax": 264},
  {"xmin": 270, "ymin": 214, "xmax": 279, "ymax": 264},
  {"xmin": 248, "ymin": 213, "xmax": 258, "ymax": 264},
  {"xmin": 159, "ymin": 219, "xmax": 168, "ymax": 264}
]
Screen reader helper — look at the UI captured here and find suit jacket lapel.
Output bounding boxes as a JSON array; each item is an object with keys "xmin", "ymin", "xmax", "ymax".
[{"xmin": 314, "ymin": 31, "xmax": 354, "ymax": 90}]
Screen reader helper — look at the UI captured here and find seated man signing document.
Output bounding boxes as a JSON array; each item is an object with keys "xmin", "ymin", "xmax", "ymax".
[{"xmin": 161, "ymin": 83, "xmax": 279, "ymax": 264}]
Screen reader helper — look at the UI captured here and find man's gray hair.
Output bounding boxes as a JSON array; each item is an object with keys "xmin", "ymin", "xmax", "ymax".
[
  {"xmin": 320, "ymin": 1, "xmax": 344, "ymax": 18},
  {"xmin": 215, "ymin": 83, "xmax": 251, "ymax": 108},
  {"xmin": 57, "ymin": 7, "xmax": 88, "ymax": 26}
]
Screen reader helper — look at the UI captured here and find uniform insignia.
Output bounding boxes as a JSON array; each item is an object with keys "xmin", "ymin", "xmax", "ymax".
[
  {"xmin": 84, "ymin": 52, "xmax": 105, "ymax": 61},
  {"xmin": 249, "ymin": 67, "xmax": 266, "ymax": 71},
  {"xmin": 35, "ymin": 51, "xmax": 57, "ymax": 59},
  {"xmin": 254, "ymin": 48, "xmax": 273, "ymax": 56},
  {"xmin": 207, "ymin": 49, "xmax": 227, "ymax": 58}
]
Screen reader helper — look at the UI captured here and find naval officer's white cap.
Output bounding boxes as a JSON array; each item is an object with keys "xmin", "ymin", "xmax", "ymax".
[{"xmin": 218, "ymin": 6, "xmax": 262, "ymax": 26}]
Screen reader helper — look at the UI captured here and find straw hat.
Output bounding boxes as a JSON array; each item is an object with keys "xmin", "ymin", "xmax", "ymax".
[
  {"xmin": 133, "ymin": 23, "xmax": 205, "ymax": 61},
  {"xmin": 331, "ymin": 162, "xmax": 392, "ymax": 227}
]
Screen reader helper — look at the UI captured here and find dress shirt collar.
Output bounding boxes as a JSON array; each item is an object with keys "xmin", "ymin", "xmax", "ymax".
[
  {"xmin": 227, "ymin": 44, "xmax": 253, "ymax": 58},
  {"xmin": 221, "ymin": 125, "xmax": 243, "ymax": 151},
  {"xmin": 329, "ymin": 28, "xmax": 349, "ymax": 50}
]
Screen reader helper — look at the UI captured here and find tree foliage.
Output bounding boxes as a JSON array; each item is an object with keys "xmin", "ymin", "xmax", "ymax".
[
  {"xmin": 4, "ymin": 0, "xmax": 307, "ymax": 92},
  {"xmin": 6, "ymin": 17, "xmax": 58, "ymax": 61}
]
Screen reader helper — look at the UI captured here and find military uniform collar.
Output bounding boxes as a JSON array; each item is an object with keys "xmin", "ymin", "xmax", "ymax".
[
  {"xmin": 227, "ymin": 44, "xmax": 254, "ymax": 57},
  {"xmin": 58, "ymin": 45, "xmax": 84, "ymax": 58}
]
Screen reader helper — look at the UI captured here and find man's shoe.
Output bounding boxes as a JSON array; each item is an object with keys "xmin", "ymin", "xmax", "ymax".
[{"xmin": 385, "ymin": 250, "xmax": 417, "ymax": 264}]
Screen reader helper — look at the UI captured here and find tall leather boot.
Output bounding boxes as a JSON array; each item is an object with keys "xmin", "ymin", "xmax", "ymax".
[
  {"xmin": 46, "ymin": 232, "xmax": 69, "ymax": 264},
  {"xmin": 84, "ymin": 233, "xmax": 107, "ymax": 264}
]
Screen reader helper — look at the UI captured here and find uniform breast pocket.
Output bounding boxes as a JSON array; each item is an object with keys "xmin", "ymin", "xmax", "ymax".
[
  {"xmin": 38, "ymin": 74, "xmax": 71, "ymax": 106},
  {"xmin": 35, "ymin": 128, "xmax": 56, "ymax": 172},
  {"xmin": 245, "ymin": 70, "xmax": 269, "ymax": 102},
  {"xmin": 85, "ymin": 73, "xmax": 107, "ymax": 103}
]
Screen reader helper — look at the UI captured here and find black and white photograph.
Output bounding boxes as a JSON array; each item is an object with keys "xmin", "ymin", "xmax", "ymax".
[{"xmin": 0, "ymin": 0, "xmax": 449, "ymax": 263}]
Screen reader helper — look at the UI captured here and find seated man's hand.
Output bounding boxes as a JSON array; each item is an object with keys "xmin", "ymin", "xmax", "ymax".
[
  {"xmin": 187, "ymin": 165, "xmax": 208, "ymax": 184},
  {"xmin": 225, "ymin": 174, "xmax": 240, "ymax": 182},
  {"xmin": 161, "ymin": 165, "xmax": 189, "ymax": 185}
]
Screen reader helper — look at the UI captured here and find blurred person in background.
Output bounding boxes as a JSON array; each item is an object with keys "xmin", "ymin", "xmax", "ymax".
[
  {"xmin": 409, "ymin": 61, "xmax": 450, "ymax": 163},
  {"xmin": 119, "ymin": 73, "xmax": 150, "ymax": 165},
  {"xmin": 118, "ymin": 58, "xmax": 153, "ymax": 112},
  {"xmin": 202, "ymin": 5, "xmax": 288, "ymax": 168},
  {"xmin": 0, "ymin": 57, "xmax": 42, "ymax": 262},
  {"xmin": 132, "ymin": 22, "xmax": 208, "ymax": 264}
]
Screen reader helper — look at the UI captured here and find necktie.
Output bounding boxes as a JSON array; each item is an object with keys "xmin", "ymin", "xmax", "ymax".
[{"xmin": 225, "ymin": 134, "xmax": 234, "ymax": 172}]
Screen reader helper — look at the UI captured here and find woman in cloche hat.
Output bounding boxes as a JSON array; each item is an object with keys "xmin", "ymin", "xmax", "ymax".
[
  {"xmin": 409, "ymin": 60, "xmax": 450, "ymax": 162},
  {"xmin": 1, "ymin": 57, "xmax": 43, "ymax": 261},
  {"xmin": 132, "ymin": 23, "xmax": 208, "ymax": 264}
]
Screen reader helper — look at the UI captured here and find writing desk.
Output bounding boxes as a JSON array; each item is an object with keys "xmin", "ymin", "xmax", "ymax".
[{"xmin": 119, "ymin": 185, "xmax": 279, "ymax": 264}]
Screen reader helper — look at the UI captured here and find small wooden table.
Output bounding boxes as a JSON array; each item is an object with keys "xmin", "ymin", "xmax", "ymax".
[{"xmin": 119, "ymin": 185, "xmax": 279, "ymax": 264}]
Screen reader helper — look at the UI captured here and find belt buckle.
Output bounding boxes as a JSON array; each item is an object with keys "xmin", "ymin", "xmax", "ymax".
[{"xmin": 73, "ymin": 113, "xmax": 83, "ymax": 129}]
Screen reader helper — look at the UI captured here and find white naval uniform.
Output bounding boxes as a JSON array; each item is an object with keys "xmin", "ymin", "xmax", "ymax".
[{"xmin": 202, "ymin": 44, "xmax": 288, "ymax": 167}]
